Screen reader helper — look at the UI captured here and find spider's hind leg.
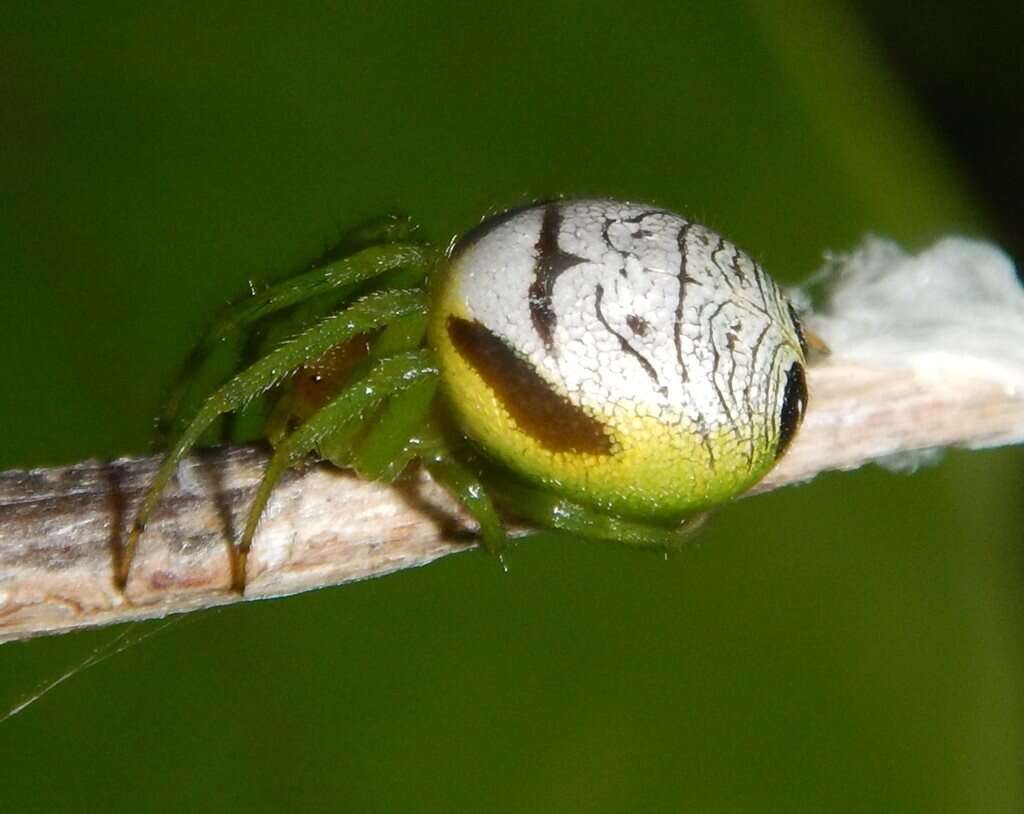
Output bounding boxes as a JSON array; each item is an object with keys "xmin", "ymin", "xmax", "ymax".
[
  {"xmin": 424, "ymin": 452, "xmax": 509, "ymax": 558},
  {"xmin": 481, "ymin": 471, "xmax": 710, "ymax": 553}
]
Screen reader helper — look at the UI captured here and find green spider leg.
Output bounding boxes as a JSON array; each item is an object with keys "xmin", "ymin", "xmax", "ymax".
[
  {"xmin": 122, "ymin": 286, "xmax": 429, "ymax": 589},
  {"xmin": 236, "ymin": 340, "xmax": 510, "ymax": 588},
  {"xmin": 222, "ymin": 258, "xmax": 439, "ymax": 447},
  {"xmin": 233, "ymin": 350, "xmax": 439, "ymax": 591},
  {"xmin": 265, "ymin": 305, "xmax": 432, "ymax": 451},
  {"xmin": 157, "ymin": 236, "xmax": 436, "ymax": 441},
  {"xmin": 318, "ymin": 212, "xmax": 425, "ymax": 262},
  {"xmin": 349, "ymin": 369, "xmax": 437, "ymax": 480},
  {"xmin": 332, "ymin": 375, "xmax": 509, "ymax": 559},
  {"xmin": 423, "ymin": 450, "xmax": 509, "ymax": 557},
  {"xmin": 480, "ymin": 471, "xmax": 709, "ymax": 553}
]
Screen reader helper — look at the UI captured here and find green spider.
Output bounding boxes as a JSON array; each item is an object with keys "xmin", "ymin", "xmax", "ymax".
[{"xmin": 124, "ymin": 198, "xmax": 809, "ymax": 592}]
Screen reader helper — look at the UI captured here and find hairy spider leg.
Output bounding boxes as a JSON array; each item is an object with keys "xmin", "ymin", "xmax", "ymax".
[
  {"xmin": 318, "ymin": 213, "xmax": 424, "ymax": 263},
  {"xmin": 158, "ymin": 242, "xmax": 437, "ymax": 439},
  {"xmin": 303, "ymin": 312, "xmax": 444, "ymax": 481},
  {"xmin": 265, "ymin": 306, "xmax": 432, "ymax": 451},
  {"xmin": 345, "ymin": 308, "xmax": 431, "ymax": 387},
  {"xmin": 243, "ymin": 248, "xmax": 438, "ymax": 395},
  {"xmin": 350, "ymin": 376, "xmax": 439, "ymax": 481},
  {"xmin": 423, "ymin": 452, "xmax": 508, "ymax": 557},
  {"xmin": 482, "ymin": 471, "xmax": 709, "ymax": 552},
  {"xmin": 234, "ymin": 350, "xmax": 439, "ymax": 592},
  {"xmin": 265, "ymin": 311, "xmax": 433, "ymax": 467},
  {"xmin": 122, "ymin": 288, "xmax": 428, "ymax": 589}
]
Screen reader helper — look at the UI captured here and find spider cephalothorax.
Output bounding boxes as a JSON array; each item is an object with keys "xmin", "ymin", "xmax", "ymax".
[{"xmin": 125, "ymin": 199, "xmax": 807, "ymax": 591}]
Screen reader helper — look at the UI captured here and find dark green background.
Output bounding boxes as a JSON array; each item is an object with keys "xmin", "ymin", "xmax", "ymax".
[{"xmin": 2, "ymin": 2, "xmax": 1021, "ymax": 811}]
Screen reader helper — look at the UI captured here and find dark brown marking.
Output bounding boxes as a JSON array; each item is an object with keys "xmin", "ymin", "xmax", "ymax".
[
  {"xmin": 695, "ymin": 415, "xmax": 717, "ymax": 468},
  {"xmin": 750, "ymin": 259, "xmax": 771, "ymax": 316},
  {"xmin": 787, "ymin": 303, "xmax": 808, "ymax": 357},
  {"xmin": 742, "ymin": 319, "xmax": 774, "ymax": 460},
  {"xmin": 729, "ymin": 245, "xmax": 751, "ymax": 289},
  {"xmin": 529, "ymin": 204, "xmax": 587, "ymax": 348},
  {"xmin": 706, "ymin": 300, "xmax": 739, "ymax": 439},
  {"xmin": 674, "ymin": 221, "xmax": 697, "ymax": 383},
  {"xmin": 447, "ymin": 316, "xmax": 612, "ymax": 455},
  {"xmin": 294, "ymin": 334, "xmax": 375, "ymax": 412},
  {"xmin": 711, "ymin": 237, "xmax": 737, "ymax": 290},
  {"xmin": 595, "ymin": 285, "xmax": 660, "ymax": 385},
  {"xmin": 776, "ymin": 361, "xmax": 807, "ymax": 458},
  {"xmin": 626, "ymin": 314, "xmax": 649, "ymax": 337},
  {"xmin": 600, "ymin": 209, "xmax": 665, "ymax": 250}
]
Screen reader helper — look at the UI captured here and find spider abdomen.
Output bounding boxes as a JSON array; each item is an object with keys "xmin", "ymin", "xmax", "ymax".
[{"xmin": 431, "ymin": 198, "xmax": 807, "ymax": 519}]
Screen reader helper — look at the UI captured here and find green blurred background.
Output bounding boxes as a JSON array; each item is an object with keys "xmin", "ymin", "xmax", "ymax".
[{"xmin": 2, "ymin": 2, "xmax": 1022, "ymax": 811}]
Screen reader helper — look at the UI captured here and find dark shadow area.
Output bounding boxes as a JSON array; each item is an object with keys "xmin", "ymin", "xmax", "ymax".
[
  {"xmin": 100, "ymin": 460, "xmax": 130, "ymax": 593},
  {"xmin": 853, "ymin": 1, "xmax": 1024, "ymax": 268}
]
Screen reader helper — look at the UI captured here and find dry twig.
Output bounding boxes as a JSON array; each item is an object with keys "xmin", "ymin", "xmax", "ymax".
[{"xmin": 1, "ymin": 236, "xmax": 1022, "ymax": 643}]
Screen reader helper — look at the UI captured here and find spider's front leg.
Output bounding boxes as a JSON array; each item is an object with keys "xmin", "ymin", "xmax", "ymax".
[{"xmin": 123, "ymin": 287, "xmax": 429, "ymax": 591}]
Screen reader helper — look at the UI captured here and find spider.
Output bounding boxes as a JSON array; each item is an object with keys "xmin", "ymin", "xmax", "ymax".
[{"xmin": 124, "ymin": 198, "xmax": 809, "ymax": 592}]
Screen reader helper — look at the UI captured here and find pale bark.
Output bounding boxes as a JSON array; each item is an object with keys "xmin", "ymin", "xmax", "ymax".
[{"xmin": 2, "ymin": 236, "xmax": 1022, "ymax": 642}]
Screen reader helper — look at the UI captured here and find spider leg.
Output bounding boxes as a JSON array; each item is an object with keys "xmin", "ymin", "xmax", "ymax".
[
  {"xmin": 311, "ymin": 307, "xmax": 437, "ymax": 477},
  {"xmin": 203, "ymin": 244, "xmax": 433, "ymax": 358},
  {"xmin": 319, "ymin": 213, "xmax": 424, "ymax": 263},
  {"xmin": 267, "ymin": 307, "xmax": 432, "ymax": 453},
  {"xmin": 350, "ymin": 375, "xmax": 439, "ymax": 480},
  {"xmin": 234, "ymin": 350, "xmax": 439, "ymax": 591},
  {"xmin": 158, "ymin": 242, "xmax": 437, "ymax": 440},
  {"xmin": 424, "ymin": 453, "xmax": 508, "ymax": 557},
  {"xmin": 122, "ymin": 288, "xmax": 428, "ymax": 589},
  {"xmin": 346, "ymin": 309, "xmax": 431, "ymax": 385},
  {"xmin": 482, "ymin": 472, "xmax": 708, "ymax": 552}
]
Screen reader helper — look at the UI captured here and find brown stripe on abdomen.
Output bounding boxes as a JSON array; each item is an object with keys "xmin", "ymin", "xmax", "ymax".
[
  {"xmin": 529, "ymin": 203, "xmax": 587, "ymax": 349},
  {"xmin": 447, "ymin": 316, "xmax": 612, "ymax": 455}
]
